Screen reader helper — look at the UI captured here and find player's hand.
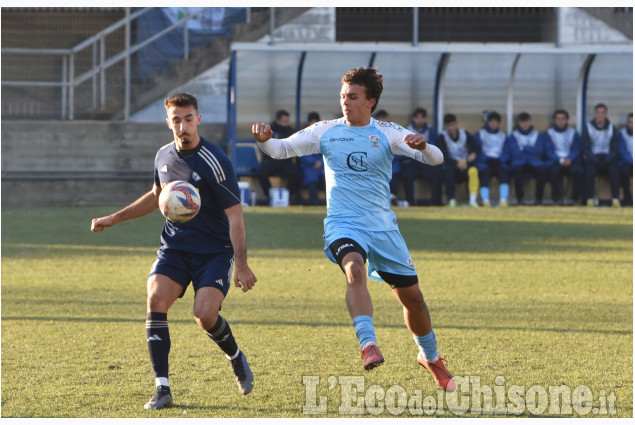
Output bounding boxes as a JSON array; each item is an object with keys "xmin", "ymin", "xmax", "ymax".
[
  {"xmin": 403, "ymin": 133, "xmax": 427, "ymax": 151},
  {"xmin": 457, "ymin": 159, "xmax": 468, "ymax": 171},
  {"xmin": 234, "ymin": 260, "xmax": 257, "ymax": 292},
  {"xmin": 562, "ymin": 158, "xmax": 572, "ymax": 167},
  {"xmin": 252, "ymin": 123, "xmax": 273, "ymax": 144},
  {"xmin": 91, "ymin": 216, "xmax": 114, "ymax": 232}
]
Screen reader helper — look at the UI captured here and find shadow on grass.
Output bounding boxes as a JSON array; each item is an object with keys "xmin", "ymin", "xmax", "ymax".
[
  {"xmin": 2, "ymin": 206, "xmax": 632, "ymax": 256},
  {"xmin": 2, "ymin": 316, "xmax": 631, "ymax": 336}
]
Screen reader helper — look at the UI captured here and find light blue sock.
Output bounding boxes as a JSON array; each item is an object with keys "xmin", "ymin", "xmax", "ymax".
[
  {"xmin": 480, "ymin": 186, "xmax": 490, "ymax": 202},
  {"xmin": 352, "ymin": 315, "xmax": 376, "ymax": 350},
  {"xmin": 500, "ymin": 183, "xmax": 510, "ymax": 201},
  {"xmin": 414, "ymin": 330, "xmax": 438, "ymax": 361}
]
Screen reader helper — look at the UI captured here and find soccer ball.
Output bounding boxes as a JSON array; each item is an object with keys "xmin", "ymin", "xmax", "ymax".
[{"xmin": 158, "ymin": 181, "xmax": 201, "ymax": 223}]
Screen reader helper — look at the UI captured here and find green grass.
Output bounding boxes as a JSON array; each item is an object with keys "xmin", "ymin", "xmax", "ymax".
[{"xmin": 1, "ymin": 206, "xmax": 632, "ymax": 417}]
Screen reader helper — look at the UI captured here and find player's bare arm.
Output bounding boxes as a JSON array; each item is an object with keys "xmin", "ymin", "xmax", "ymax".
[
  {"xmin": 252, "ymin": 123, "xmax": 273, "ymax": 143},
  {"xmin": 225, "ymin": 203, "xmax": 257, "ymax": 292},
  {"xmin": 90, "ymin": 186, "xmax": 160, "ymax": 232}
]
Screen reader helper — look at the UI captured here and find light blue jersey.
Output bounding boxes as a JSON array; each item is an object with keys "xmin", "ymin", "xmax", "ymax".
[
  {"xmin": 257, "ymin": 117, "xmax": 443, "ymax": 280},
  {"xmin": 259, "ymin": 117, "xmax": 442, "ymax": 230}
]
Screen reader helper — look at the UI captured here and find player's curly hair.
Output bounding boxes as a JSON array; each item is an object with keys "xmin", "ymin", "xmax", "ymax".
[
  {"xmin": 164, "ymin": 92, "xmax": 199, "ymax": 112},
  {"xmin": 341, "ymin": 67, "xmax": 383, "ymax": 113}
]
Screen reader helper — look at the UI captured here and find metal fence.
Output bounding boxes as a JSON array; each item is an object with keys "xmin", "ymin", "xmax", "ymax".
[{"xmin": 1, "ymin": 7, "xmax": 248, "ymax": 120}]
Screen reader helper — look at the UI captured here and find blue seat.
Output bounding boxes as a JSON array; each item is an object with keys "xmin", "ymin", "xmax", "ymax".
[{"xmin": 234, "ymin": 144, "xmax": 260, "ymax": 176}]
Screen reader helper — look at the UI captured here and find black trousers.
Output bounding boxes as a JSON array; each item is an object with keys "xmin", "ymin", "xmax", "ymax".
[
  {"xmin": 582, "ymin": 155, "xmax": 620, "ymax": 202},
  {"xmin": 401, "ymin": 159, "xmax": 442, "ymax": 205},
  {"xmin": 512, "ymin": 163, "xmax": 547, "ymax": 203},
  {"xmin": 258, "ymin": 157, "xmax": 302, "ymax": 200}
]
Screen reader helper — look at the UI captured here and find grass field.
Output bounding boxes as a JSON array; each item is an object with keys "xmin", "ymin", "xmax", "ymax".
[{"xmin": 1, "ymin": 205, "xmax": 632, "ymax": 418}]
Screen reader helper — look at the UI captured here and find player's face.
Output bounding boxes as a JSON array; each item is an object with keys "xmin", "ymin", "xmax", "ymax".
[
  {"xmin": 413, "ymin": 113, "xmax": 426, "ymax": 129},
  {"xmin": 594, "ymin": 107, "xmax": 607, "ymax": 125},
  {"xmin": 340, "ymin": 83, "xmax": 375, "ymax": 127},
  {"xmin": 518, "ymin": 120, "xmax": 532, "ymax": 132},
  {"xmin": 445, "ymin": 121, "xmax": 458, "ymax": 136},
  {"xmin": 166, "ymin": 104, "xmax": 201, "ymax": 149},
  {"xmin": 554, "ymin": 113, "xmax": 568, "ymax": 129},
  {"xmin": 276, "ymin": 115, "xmax": 290, "ymax": 127},
  {"xmin": 487, "ymin": 119, "xmax": 499, "ymax": 132}
]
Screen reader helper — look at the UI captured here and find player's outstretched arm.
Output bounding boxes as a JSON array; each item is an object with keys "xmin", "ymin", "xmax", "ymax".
[
  {"xmin": 225, "ymin": 203, "xmax": 257, "ymax": 292},
  {"xmin": 90, "ymin": 187, "xmax": 160, "ymax": 232}
]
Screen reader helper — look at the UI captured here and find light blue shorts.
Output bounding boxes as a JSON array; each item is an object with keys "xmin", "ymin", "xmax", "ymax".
[{"xmin": 324, "ymin": 226, "xmax": 417, "ymax": 283}]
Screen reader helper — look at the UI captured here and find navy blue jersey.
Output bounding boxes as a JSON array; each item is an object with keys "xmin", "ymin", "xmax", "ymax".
[{"xmin": 153, "ymin": 138, "xmax": 240, "ymax": 254}]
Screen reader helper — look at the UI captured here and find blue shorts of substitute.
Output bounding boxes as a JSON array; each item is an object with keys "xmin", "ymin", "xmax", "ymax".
[
  {"xmin": 324, "ymin": 226, "xmax": 418, "ymax": 287},
  {"xmin": 149, "ymin": 248, "xmax": 235, "ymax": 297}
]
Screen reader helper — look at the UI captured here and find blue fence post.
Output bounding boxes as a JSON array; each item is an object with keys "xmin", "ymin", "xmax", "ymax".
[
  {"xmin": 295, "ymin": 51, "xmax": 307, "ymax": 131},
  {"xmin": 227, "ymin": 49, "xmax": 238, "ymax": 174}
]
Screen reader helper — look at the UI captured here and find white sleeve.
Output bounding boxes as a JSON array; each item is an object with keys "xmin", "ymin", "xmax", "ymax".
[
  {"xmin": 257, "ymin": 124, "xmax": 321, "ymax": 159},
  {"xmin": 388, "ymin": 126, "xmax": 444, "ymax": 165}
]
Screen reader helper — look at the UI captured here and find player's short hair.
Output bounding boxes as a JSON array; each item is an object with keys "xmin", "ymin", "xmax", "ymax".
[
  {"xmin": 487, "ymin": 111, "xmax": 501, "ymax": 123},
  {"xmin": 517, "ymin": 112, "xmax": 531, "ymax": 123},
  {"xmin": 164, "ymin": 93, "xmax": 198, "ymax": 112},
  {"xmin": 443, "ymin": 113, "xmax": 457, "ymax": 124},
  {"xmin": 413, "ymin": 107, "xmax": 427, "ymax": 118},
  {"xmin": 341, "ymin": 67, "xmax": 384, "ymax": 113},
  {"xmin": 553, "ymin": 109, "xmax": 569, "ymax": 120},
  {"xmin": 275, "ymin": 109, "xmax": 290, "ymax": 120},
  {"xmin": 594, "ymin": 103, "xmax": 608, "ymax": 112},
  {"xmin": 373, "ymin": 109, "xmax": 388, "ymax": 120},
  {"xmin": 307, "ymin": 111, "xmax": 320, "ymax": 122}
]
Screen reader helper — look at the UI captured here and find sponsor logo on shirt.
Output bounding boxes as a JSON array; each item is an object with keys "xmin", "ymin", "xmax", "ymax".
[
  {"xmin": 347, "ymin": 152, "xmax": 368, "ymax": 172},
  {"xmin": 330, "ymin": 137, "xmax": 355, "ymax": 142}
]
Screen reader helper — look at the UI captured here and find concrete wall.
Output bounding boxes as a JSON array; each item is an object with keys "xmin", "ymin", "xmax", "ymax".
[{"xmin": 1, "ymin": 121, "xmax": 226, "ymax": 207}]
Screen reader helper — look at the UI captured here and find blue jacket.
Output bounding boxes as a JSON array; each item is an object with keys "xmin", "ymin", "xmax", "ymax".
[
  {"xmin": 507, "ymin": 126, "xmax": 547, "ymax": 168},
  {"xmin": 543, "ymin": 125, "xmax": 581, "ymax": 166},
  {"xmin": 619, "ymin": 128, "xmax": 633, "ymax": 166},
  {"xmin": 299, "ymin": 153, "xmax": 325, "ymax": 186}
]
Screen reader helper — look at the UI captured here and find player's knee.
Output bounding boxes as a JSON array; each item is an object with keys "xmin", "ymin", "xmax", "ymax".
[
  {"xmin": 147, "ymin": 291, "xmax": 169, "ymax": 312},
  {"xmin": 194, "ymin": 308, "xmax": 219, "ymax": 330},
  {"xmin": 401, "ymin": 288, "xmax": 426, "ymax": 311},
  {"xmin": 343, "ymin": 261, "xmax": 365, "ymax": 286}
]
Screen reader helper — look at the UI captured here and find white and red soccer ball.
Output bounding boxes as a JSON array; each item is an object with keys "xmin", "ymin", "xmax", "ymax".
[{"xmin": 158, "ymin": 181, "xmax": 201, "ymax": 223}]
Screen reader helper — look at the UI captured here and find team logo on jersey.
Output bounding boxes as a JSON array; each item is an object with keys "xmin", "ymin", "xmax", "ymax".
[
  {"xmin": 160, "ymin": 164, "xmax": 168, "ymax": 173},
  {"xmin": 407, "ymin": 258, "xmax": 414, "ymax": 267},
  {"xmin": 368, "ymin": 135, "xmax": 380, "ymax": 147},
  {"xmin": 191, "ymin": 171, "xmax": 201, "ymax": 181},
  {"xmin": 347, "ymin": 152, "xmax": 368, "ymax": 172}
]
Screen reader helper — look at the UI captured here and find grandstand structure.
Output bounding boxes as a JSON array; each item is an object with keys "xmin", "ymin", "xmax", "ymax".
[{"xmin": 1, "ymin": 7, "xmax": 632, "ymax": 206}]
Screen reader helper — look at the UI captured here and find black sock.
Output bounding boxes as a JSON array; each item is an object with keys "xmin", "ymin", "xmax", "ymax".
[
  {"xmin": 205, "ymin": 315, "xmax": 239, "ymax": 357},
  {"xmin": 146, "ymin": 312, "xmax": 170, "ymax": 380}
]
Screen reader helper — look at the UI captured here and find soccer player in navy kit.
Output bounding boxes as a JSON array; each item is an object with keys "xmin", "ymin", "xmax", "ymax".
[
  {"xmin": 252, "ymin": 67, "xmax": 455, "ymax": 392},
  {"xmin": 91, "ymin": 93, "xmax": 257, "ymax": 409}
]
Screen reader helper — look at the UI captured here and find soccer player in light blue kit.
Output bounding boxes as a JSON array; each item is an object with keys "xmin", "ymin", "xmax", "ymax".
[{"xmin": 252, "ymin": 67, "xmax": 455, "ymax": 392}]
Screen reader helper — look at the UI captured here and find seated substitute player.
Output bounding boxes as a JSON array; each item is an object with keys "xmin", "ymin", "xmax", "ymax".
[
  {"xmin": 474, "ymin": 111, "xmax": 511, "ymax": 207},
  {"xmin": 436, "ymin": 113, "xmax": 481, "ymax": 207},
  {"xmin": 619, "ymin": 112, "xmax": 633, "ymax": 206},
  {"xmin": 507, "ymin": 112, "xmax": 549, "ymax": 205},
  {"xmin": 402, "ymin": 107, "xmax": 442, "ymax": 206},
  {"xmin": 91, "ymin": 93, "xmax": 258, "ymax": 409},
  {"xmin": 543, "ymin": 109, "xmax": 583, "ymax": 205},
  {"xmin": 581, "ymin": 103, "xmax": 621, "ymax": 207},
  {"xmin": 251, "ymin": 67, "xmax": 456, "ymax": 392}
]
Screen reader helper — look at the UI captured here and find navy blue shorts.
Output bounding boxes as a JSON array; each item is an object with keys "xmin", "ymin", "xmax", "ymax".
[{"xmin": 149, "ymin": 248, "xmax": 235, "ymax": 297}]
